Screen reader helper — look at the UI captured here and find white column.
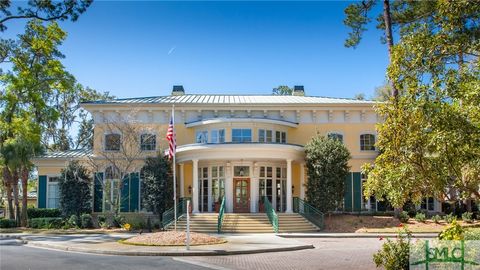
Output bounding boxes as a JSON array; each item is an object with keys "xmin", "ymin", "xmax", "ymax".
[
  {"xmin": 207, "ymin": 167, "xmax": 212, "ymax": 212},
  {"xmin": 286, "ymin": 159, "xmax": 293, "ymax": 213},
  {"xmin": 179, "ymin": 163, "xmax": 185, "ymax": 197},
  {"xmin": 192, "ymin": 159, "xmax": 199, "ymax": 213},
  {"xmin": 300, "ymin": 163, "xmax": 305, "ymax": 200},
  {"xmin": 250, "ymin": 163, "xmax": 258, "ymax": 212},
  {"xmin": 225, "ymin": 163, "xmax": 233, "ymax": 213}
]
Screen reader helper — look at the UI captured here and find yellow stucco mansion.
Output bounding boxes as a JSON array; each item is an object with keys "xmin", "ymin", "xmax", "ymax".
[{"xmin": 32, "ymin": 85, "xmax": 441, "ymax": 217}]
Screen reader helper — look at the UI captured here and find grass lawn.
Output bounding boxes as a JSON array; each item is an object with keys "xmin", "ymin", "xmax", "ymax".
[{"xmin": 323, "ymin": 214, "xmax": 480, "ymax": 233}]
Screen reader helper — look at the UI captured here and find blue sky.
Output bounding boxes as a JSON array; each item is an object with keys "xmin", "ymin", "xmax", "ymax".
[{"xmin": 4, "ymin": 1, "xmax": 388, "ymax": 99}]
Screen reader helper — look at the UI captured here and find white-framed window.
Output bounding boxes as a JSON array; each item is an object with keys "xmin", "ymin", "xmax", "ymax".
[
  {"xmin": 196, "ymin": 130, "xmax": 208, "ymax": 143},
  {"xmin": 105, "ymin": 133, "xmax": 121, "ymax": 151},
  {"xmin": 140, "ymin": 134, "xmax": 156, "ymax": 151},
  {"xmin": 328, "ymin": 132, "xmax": 344, "ymax": 142},
  {"xmin": 360, "ymin": 134, "xmax": 376, "ymax": 151},
  {"xmin": 210, "ymin": 129, "xmax": 225, "ymax": 143},
  {"xmin": 232, "ymin": 129, "xmax": 252, "ymax": 143},
  {"xmin": 211, "ymin": 166, "xmax": 225, "ymax": 204},
  {"xmin": 104, "ymin": 166, "xmax": 120, "ymax": 212},
  {"xmin": 421, "ymin": 197, "xmax": 435, "ymax": 211},
  {"xmin": 47, "ymin": 176, "xmax": 60, "ymax": 208},
  {"xmin": 275, "ymin": 131, "xmax": 286, "ymax": 143},
  {"xmin": 258, "ymin": 129, "xmax": 273, "ymax": 143}
]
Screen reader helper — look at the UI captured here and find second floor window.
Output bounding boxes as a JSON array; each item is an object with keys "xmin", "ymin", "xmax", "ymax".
[
  {"xmin": 328, "ymin": 133, "xmax": 344, "ymax": 142},
  {"xmin": 275, "ymin": 131, "xmax": 286, "ymax": 143},
  {"xmin": 360, "ymin": 134, "xmax": 376, "ymax": 151},
  {"xmin": 140, "ymin": 134, "xmax": 156, "ymax": 151},
  {"xmin": 196, "ymin": 130, "xmax": 208, "ymax": 143},
  {"xmin": 232, "ymin": 128, "xmax": 252, "ymax": 143},
  {"xmin": 105, "ymin": 134, "xmax": 121, "ymax": 151},
  {"xmin": 258, "ymin": 129, "xmax": 273, "ymax": 143},
  {"xmin": 211, "ymin": 129, "xmax": 225, "ymax": 143}
]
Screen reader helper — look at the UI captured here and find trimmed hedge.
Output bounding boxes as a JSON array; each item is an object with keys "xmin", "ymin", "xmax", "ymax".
[
  {"xmin": 29, "ymin": 217, "xmax": 63, "ymax": 229},
  {"xmin": 27, "ymin": 208, "xmax": 62, "ymax": 219},
  {"xmin": 0, "ymin": 218, "xmax": 17, "ymax": 228}
]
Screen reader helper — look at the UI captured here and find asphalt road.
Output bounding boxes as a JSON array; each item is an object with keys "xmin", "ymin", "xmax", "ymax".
[{"xmin": 0, "ymin": 245, "xmax": 210, "ymax": 270}]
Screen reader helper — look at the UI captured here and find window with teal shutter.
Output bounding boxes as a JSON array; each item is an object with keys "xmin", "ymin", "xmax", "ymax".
[
  {"xmin": 121, "ymin": 174, "xmax": 130, "ymax": 212},
  {"xmin": 344, "ymin": 173, "xmax": 352, "ymax": 212},
  {"xmin": 353, "ymin": 172, "xmax": 362, "ymax": 212},
  {"xmin": 38, "ymin": 175, "xmax": 47, "ymax": 208},
  {"xmin": 129, "ymin": 172, "xmax": 140, "ymax": 212}
]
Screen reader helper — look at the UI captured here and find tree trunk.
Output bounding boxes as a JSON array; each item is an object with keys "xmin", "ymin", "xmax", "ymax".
[
  {"xmin": 3, "ymin": 167, "xmax": 15, "ymax": 219},
  {"xmin": 383, "ymin": 0, "xmax": 399, "ymax": 98},
  {"xmin": 20, "ymin": 167, "xmax": 29, "ymax": 227},
  {"xmin": 12, "ymin": 171, "xmax": 20, "ymax": 226}
]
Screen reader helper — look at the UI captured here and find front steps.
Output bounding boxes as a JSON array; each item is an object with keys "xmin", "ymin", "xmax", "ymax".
[{"xmin": 168, "ymin": 213, "xmax": 320, "ymax": 233}]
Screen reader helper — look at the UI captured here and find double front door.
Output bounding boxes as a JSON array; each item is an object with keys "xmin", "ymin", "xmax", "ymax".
[{"xmin": 233, "ymin": 178, "xmax": 250, "ymax": 212}]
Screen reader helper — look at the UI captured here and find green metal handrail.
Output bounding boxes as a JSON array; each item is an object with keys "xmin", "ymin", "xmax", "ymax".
[
  {"xmin": 217, "ymin": 196, "xmax": 226, "ymax": 233},
  {"xmin": 263, "ymin": 196, "xmax": 279, "ymax": 233},
  {"xmin": 162, "ymin": 197, "xmax": 190, "ymax": 229},
  {"xmin": 293, "ymin": 197, "xmax": 324, "ymax": 230}
]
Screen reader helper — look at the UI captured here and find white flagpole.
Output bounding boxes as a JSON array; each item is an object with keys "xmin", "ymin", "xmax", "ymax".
[{"xmin": 172, "ymin": 105, "xmax": 177, "ymax": 232}]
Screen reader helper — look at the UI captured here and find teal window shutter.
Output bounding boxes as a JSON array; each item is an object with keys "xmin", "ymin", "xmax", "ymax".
[
  {"xmin": 344, "ymin": 173, "xmax": 352, "ymax": 212},
  {"xmin": 38, "ymin": 175, "xmax": 47, "ymax": 208},
  {"xmin": 94, "ymin": 172, "xmax": 103, "ymax": 212},
  {"xmin": 129, "ymin": 172, "xmax": 140, "ymax": 212},
  {"xmin": 120, "ymin": 174, "xmax": 130, "ymax": 212},
  {"xmin": 353, "ymin": 172, "xmax": 362, "ymax": 212}
]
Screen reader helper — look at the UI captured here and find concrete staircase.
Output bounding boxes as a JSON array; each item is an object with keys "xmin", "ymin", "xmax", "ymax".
[{"xmin": 168, "ymin": 213, "xmax": 320, "ymax": 233}]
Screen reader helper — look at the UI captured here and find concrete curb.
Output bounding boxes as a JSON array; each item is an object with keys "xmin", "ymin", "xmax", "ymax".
[
  {"xmin": 278, "ymin": 233, "xmax": 438, "ymax": 238},
  {"xmin": 26, "ymin": 241, "xmax": 315, "ymax": 256}
]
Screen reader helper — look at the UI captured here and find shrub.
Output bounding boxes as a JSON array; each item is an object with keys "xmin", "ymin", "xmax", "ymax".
[
  {"xmin": 27, "ymin": 208, "xmax": 61, "ymax": 219},
  {"xmin": 439, "ymin": 220, "xmax": 464, "ymax": 240},
  {"xmin": 373, "ymin": 227, "xmax": 411, "ymax": 270},
  {"xmin": 444, "ymin": 213, "xmax": 456, "ymax": 223},
  {"xmin": 415, "ymin": 212, "xmax": 426, "ymax": 223},
  {"xmin": 113, "ymin": 214, "xmax": 125, "ymax": 228},
  {"xmin": 464, "ymin": 229, "xmax": 480, "ymax": 240},
  {"xmin": 0, "ymin": 218, "xmax": 17, "ymax": 228},
  {"xmin": 462, "ymin": 212, "xmax": 473, "ymax": 223},
  {"xmin": 97, "ymin": 215, "xmax": 108, "ymax": 228},
  {"xmin": 431, "ymin": 215, "xmax": 441, "ymax": 224},
  {"xmin": 29, "ymin": 217, "xmax": 63, "ymax": 229},
  {"xmin": 80, "ymin": 214, "xmax": 93, "ymax": 229},
  {"xmin": 59, "ymin": 161, "xmax": 92, "ymax": 217},
  {"xmin": 67, "ymin": 215, "xmax": 79, "ymax": 228},
  {"xmin": 398, "ymin": 211, "xmax": 409, "ymax": 223},
  {"xmin": 124, "ymin": 215, "xmax": 146, "ymax": 230}
]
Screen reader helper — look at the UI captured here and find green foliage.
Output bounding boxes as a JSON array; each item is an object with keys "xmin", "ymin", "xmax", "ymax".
[
  {"xmin": 0, "ymin": 218, "xmax": 17, "ymax": 228},
  {"xmin": 124, "ymin": 215, "xmax": 146, "ymax": 230},
  {"xmin": 97, "ymin": 215, "xmax": 108, "ymax": 229},
  {"xmin": 431, "ymin": 215, "xmax": 441, "ymax": 224},
  {"xmin": 305, "ymin": 135, "xmax": 351, "ymax": 213},
  {"xmin": 444, "ymin": 213, "xmax": 456, "ymax": 224},
  {"xmin": 0, "ymin": 1, "xmax": 92, "ymax": 32},
  {"xmin": 414, "ymin": 212, "xmax": 426, "ymax": 223},
  {"xmin": 67, "ymin": 214, "xmax": 79, "ymax": 228},
  {"xmin": 464, "ymin": 229, "xmax": 480, "ymax": 240},
  {"xmin": 142, "ymin": 155, "xmax": 174, "ymax": 219},
  {"xmin": 462, "ymin": 212, "xmax": 473, "ymax": 223},
  {"xmin": 28, "ymin": 217, "xmax": 63, "ymax": 229},
  {"xmin": 27, "ymin": 208, "xmax": 61, "ymax": 219},
  {"xmin": 272, "ymin": 85, "xmax": 293, "ymax": 95},
  {"xmin": 58, "ymin": 161, "xmax": 92, "ymax": 217},
  {"xmin": 398, "ymin": 211, "xmax": 409, "ymax": 223},
  {"xmin": 439, "ymin": 220, "xmax": 464, "ymax": 240},
  {"xmin": 373, "ymin": 227, "xmax": 411, "ymax": 270},
  {"xmin": 362, "ymin": 1, "xmax": 480, "ymax": 208},
  {"xmin": 80, "ymin": 213, "xmax": 93, "ymax": 229},
  {"xmin": 113, "ymin": 214, "xmax": 126, "ymax": 228}
]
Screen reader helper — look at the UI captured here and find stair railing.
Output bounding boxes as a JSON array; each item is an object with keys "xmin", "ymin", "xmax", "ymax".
[
  {"xmin": 263, "ymin": 196, "xmax": 279, "ymax": 233},
  {"xmin": 293, "ymin": 197, "xmax": 324, "ymax": 230},
  {"xmin": 162, "ymin": 197, "xmax": 190, "ymax": 229},
  {"xmin": 217, "ymin": 196, "xmax": 226, "ymax": 233}
]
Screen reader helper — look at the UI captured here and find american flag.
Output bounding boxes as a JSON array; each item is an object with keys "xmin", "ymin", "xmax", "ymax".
[{"xmin": 166, "ymin": 115, "xmax": 176, "ymax": 159}]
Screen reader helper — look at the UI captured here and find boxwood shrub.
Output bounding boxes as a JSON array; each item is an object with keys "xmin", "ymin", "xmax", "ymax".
[
  {"xmin": 0, "ymin": 218, "xmax": 17, "ymax": 228},
  {"xmin": 27, "ymin": 208, "xmax": 62, "ymax": 219},
  {"xmin": 29, "ymin": 217, "xmax": 63, "ymax": 229}
]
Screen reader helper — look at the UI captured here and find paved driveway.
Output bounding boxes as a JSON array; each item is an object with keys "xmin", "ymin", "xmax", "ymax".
[{"xmin": 178, "ymin": 238, "xmax": 384, "ymax": 270}]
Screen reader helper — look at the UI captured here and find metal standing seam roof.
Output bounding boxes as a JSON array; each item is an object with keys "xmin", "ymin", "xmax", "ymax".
[
  {"xmin": 35, "ymin": 149, "xmax": 93, "ymax": 159},
  {"xmin": 81, "ymin": 94, "xmax": 376, "ymax": 105}
]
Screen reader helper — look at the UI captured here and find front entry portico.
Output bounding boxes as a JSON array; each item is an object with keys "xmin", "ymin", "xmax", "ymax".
[{"xmin": 233, "ymin": 178, "xmax": 250, "ymax": 213}]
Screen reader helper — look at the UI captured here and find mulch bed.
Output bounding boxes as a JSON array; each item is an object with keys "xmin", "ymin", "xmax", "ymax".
[{"xmin": 121, "ymin": 231, "xmax": 227, "ymax": 246}]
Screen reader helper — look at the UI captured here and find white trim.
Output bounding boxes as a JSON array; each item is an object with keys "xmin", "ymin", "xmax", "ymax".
[
  {"xmin": 359, "ymin": 132, "xmax": 377, "ymax": 152},
  {"xmin": 186, "ymin": 118, "xmax": 299, "ymax": 128},
  {"xmin": 46, "ymin": 174, "xmax": 61, "ymax": 209}
]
